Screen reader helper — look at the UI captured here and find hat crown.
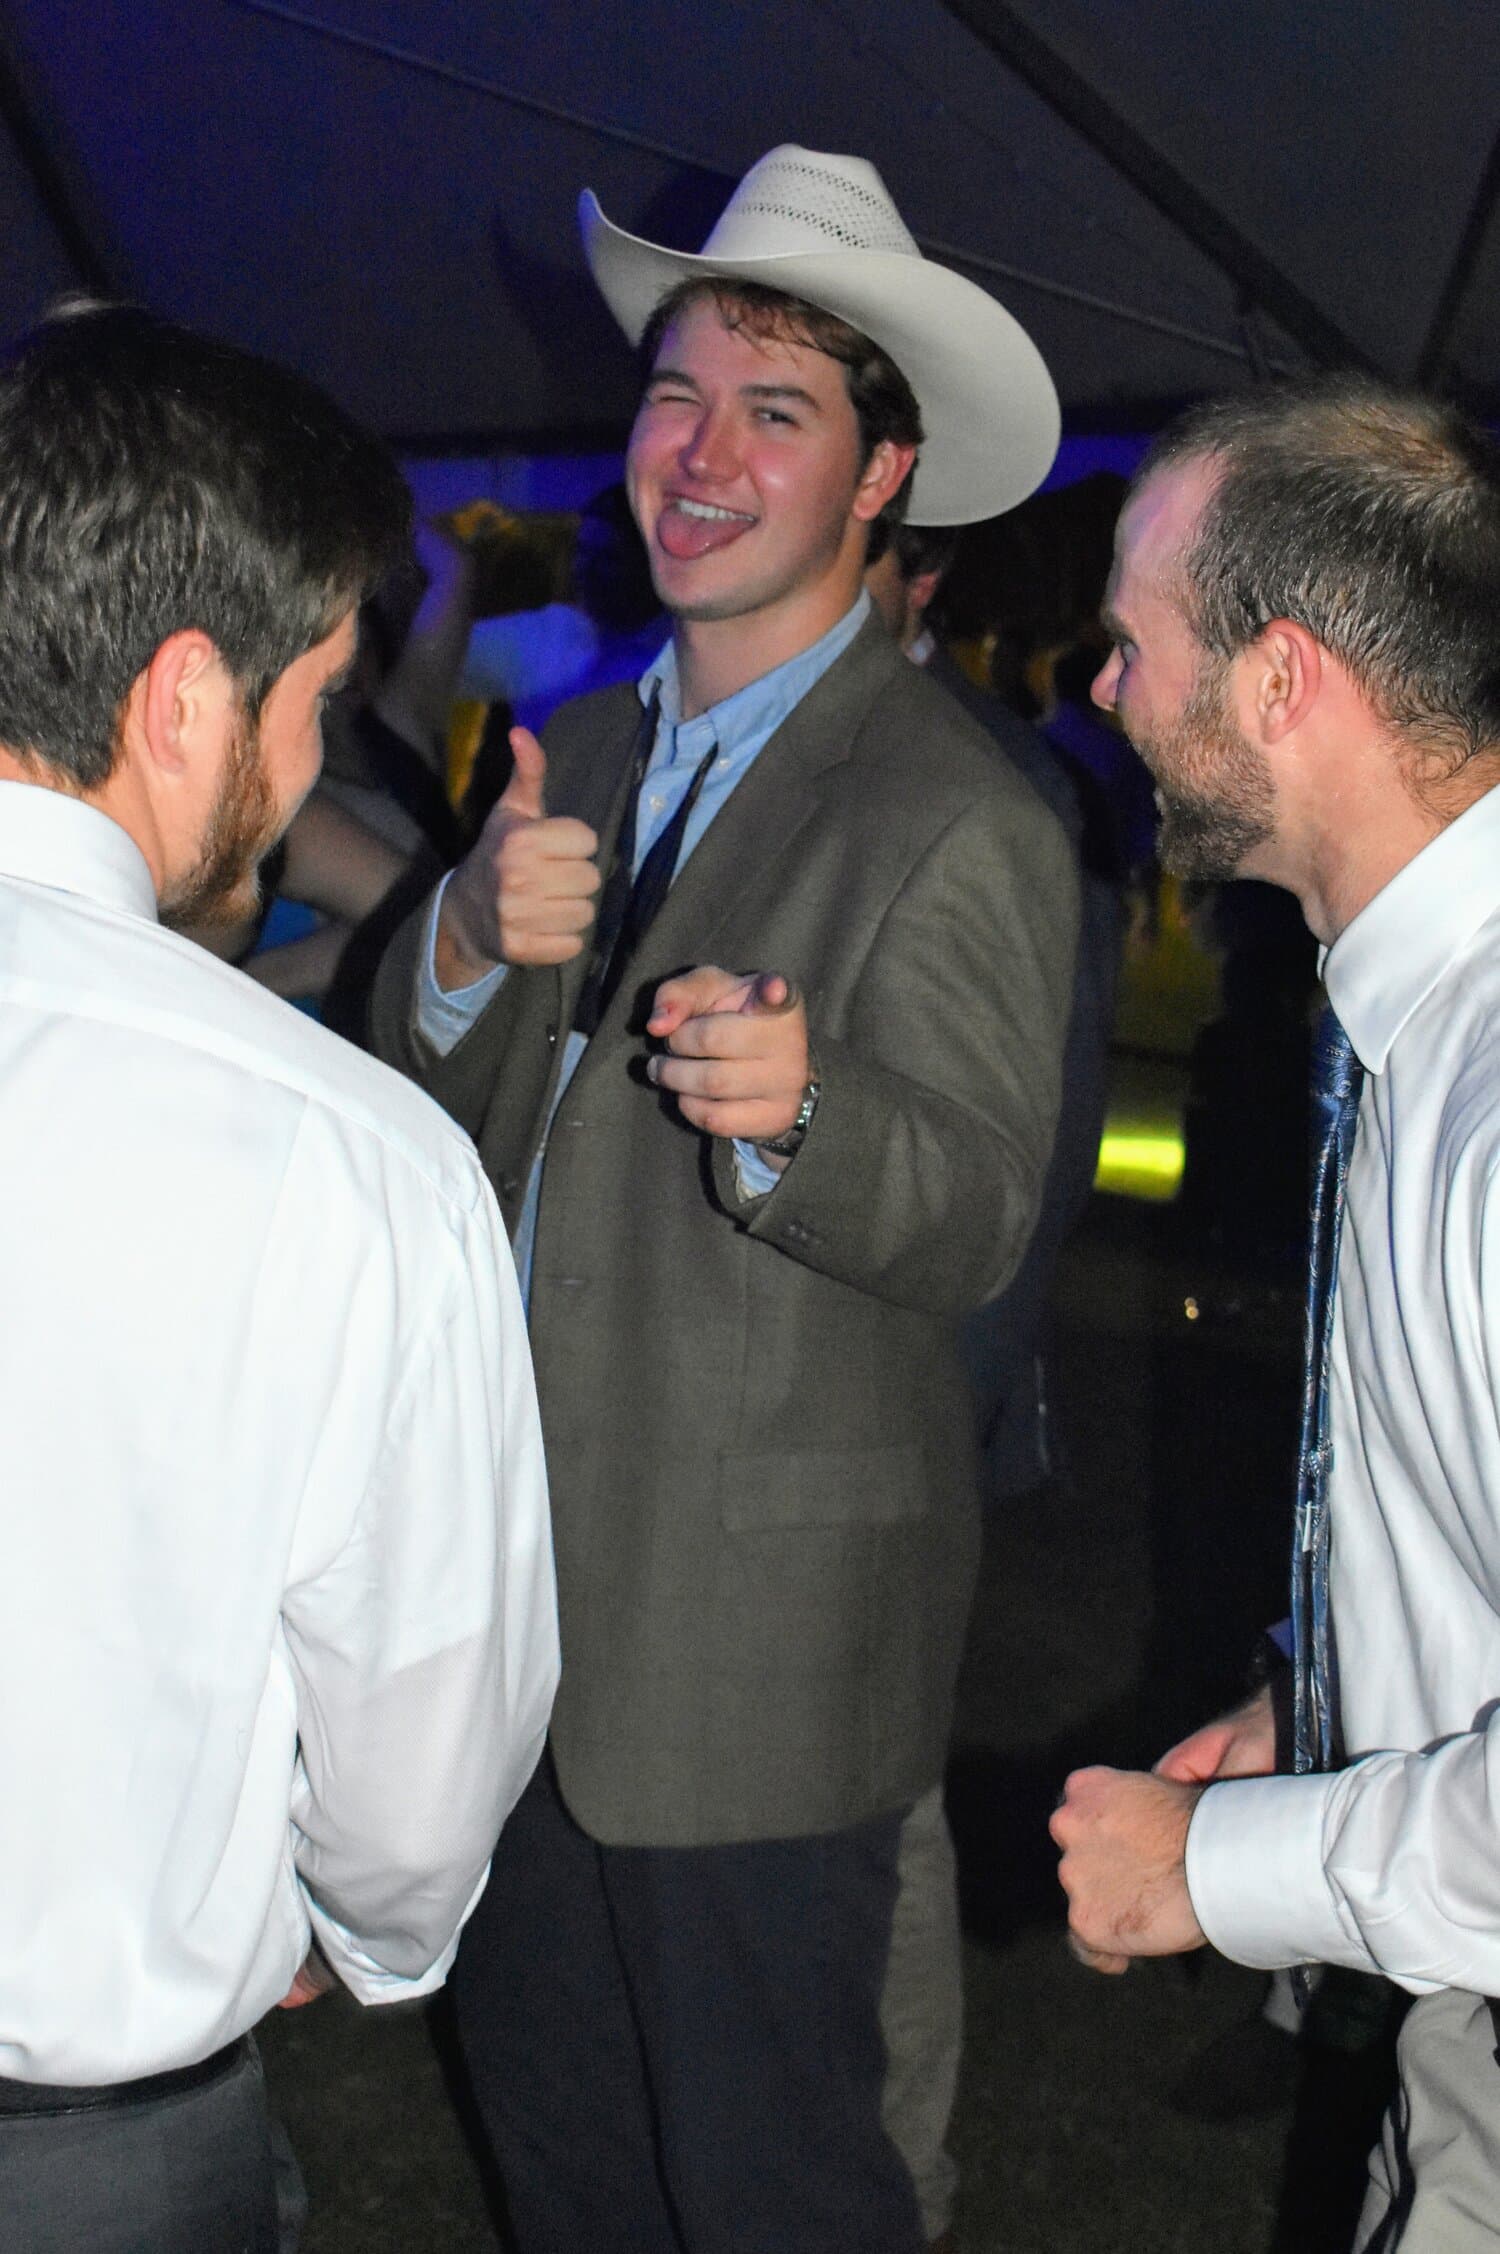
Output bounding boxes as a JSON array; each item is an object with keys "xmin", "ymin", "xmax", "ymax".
[{"xmin": 701, "ymin": 145, "xmax": 920, "ymax": 262}]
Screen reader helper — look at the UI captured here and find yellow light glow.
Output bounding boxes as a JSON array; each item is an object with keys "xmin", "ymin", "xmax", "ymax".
[{"xmin": 1094, "ymin": 1128, "xmax": 1186, "ymax": 1203}]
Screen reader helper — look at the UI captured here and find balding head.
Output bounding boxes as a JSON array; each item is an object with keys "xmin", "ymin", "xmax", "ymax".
[{"xmin": 1130, "ymin": 376, "xmax": 1500, "ymax": 774}]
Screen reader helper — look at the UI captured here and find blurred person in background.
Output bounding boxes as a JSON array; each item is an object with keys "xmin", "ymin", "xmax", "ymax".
[
  {"xmin": 865, "ymin": 518, "xmax": 1123, "ymax": 2246},
  {"xmin": 459, "ymin": 480, "xmax": 666, "ymax": 737}
]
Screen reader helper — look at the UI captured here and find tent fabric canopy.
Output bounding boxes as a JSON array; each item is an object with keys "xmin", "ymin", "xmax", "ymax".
[{"xmin": 2, "ymin": 0, "xmax": 1497, "ymax": 450}]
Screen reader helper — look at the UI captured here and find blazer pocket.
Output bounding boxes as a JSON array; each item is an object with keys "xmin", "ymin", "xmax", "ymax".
[{"xmin": 719, "ymin": 1444, "xmax": 927, "ymax": 1531}]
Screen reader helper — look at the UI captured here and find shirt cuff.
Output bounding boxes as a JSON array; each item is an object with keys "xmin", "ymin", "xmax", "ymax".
[
  {"xmin": 301, "ymin": 1862, "xmax": 490, "ymax": 2007},
  {"xmin": 415, "ymin": 872, "xmax": 508, "ymax": 1056},
  {"xmin": 732, "ymin": 1139, "xmax": 782, "ymax": 1201},
  {"xmin": 1185, "ymin": 1772, "xmax": 1358, "ymax": 1971}
]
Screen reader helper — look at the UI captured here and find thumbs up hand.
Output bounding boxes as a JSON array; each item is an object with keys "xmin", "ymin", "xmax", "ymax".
[
  {"xmin": 497, "ymin": 724, "xmax": 549, "ymax": 822},
  {"xmin": 435, "ymin": 727, "xmax": 602, "ymax": 986},
  {"xmin": 645, "ymin": 967, "xmax": 811, "ymax": 1148}
]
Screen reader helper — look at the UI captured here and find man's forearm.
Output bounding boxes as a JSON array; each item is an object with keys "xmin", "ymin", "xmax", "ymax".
[{"xmin": 1187, "ymin": 1724, "xmax": 1500, "ymax": 1996}]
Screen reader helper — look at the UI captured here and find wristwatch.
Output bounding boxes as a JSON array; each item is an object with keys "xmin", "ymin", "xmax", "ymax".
[{"xmin": 756, "ymin": 1073, "xmax": 821, "ymax": 1159}]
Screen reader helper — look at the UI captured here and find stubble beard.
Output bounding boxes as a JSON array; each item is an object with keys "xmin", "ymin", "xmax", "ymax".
[
  {"xmin": 1146, "ymin": 658, "xmax": 1276, "ymax": 881},
  {"xmin": 160, "ymin": 706, "xmax": 282, "ymax": 929}
]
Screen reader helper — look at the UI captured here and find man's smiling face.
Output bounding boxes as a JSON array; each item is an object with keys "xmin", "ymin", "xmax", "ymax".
[{"xmin": 626, "ymin": 294, "xmax": 875, "ymax": 632}]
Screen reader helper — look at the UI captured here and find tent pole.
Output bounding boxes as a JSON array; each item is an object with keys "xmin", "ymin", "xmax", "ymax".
[
  {"xmin": 1416, "ymin": 124, "xmax": 1500, "ymax": 391},
  {"xmin": 939, "ymin": 0, "xmax": 1373, "ymax": 374}
]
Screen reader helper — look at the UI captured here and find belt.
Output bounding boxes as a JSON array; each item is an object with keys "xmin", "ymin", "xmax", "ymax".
[{"xmin": 0, "ymin": 2036, "xmax": 247, "ymax": 2118}]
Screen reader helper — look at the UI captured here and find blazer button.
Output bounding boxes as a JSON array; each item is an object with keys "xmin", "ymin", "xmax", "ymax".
[
  {"xmin": 500, "ymin": 1177, "xmax": 520, "ymax": 1199},
  {"xmin": 784, "ymin": 1220, "xmax": 809, "ymax": 1244},
  {"xmin": 546, "ymin": 1022, "xmax": 559, "ymax": 1048}
]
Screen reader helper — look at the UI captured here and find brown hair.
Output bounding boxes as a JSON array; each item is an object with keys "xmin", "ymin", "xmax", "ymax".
[{"xmin": 1137, "ymin": 375, "xmax": 1500, "ymax": 770}]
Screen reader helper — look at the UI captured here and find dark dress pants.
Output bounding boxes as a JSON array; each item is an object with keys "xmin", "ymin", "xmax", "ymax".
[
  {"xmin": 0, "ymin": 2038, "xmax": 277, "ymax": 2254},
  {"xmin": 452, "ymin": 1750, "xmax": 924, "ymax": 2254}
]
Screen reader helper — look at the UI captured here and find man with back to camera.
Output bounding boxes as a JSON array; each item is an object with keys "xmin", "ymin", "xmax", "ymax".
[
  {"xmin": 373, "ymin": 145, "xmax": 1078, "ymax": 2251},
  {"xmin": 1050, "ymin": 376, "xmax": 1500, "ymax": 2248},
  {"xmin": 0, "ymin": 304, "xmax": 559, "ymax": 2252}
]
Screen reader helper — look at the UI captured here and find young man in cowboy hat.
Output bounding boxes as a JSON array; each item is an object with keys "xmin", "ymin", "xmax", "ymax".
[{"xmin": 374, "ymin": 146, "xmax": 1077, "ymax": 2253}]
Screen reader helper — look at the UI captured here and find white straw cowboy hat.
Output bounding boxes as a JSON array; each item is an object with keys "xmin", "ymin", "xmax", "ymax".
[{"xmin": 579, "ymin": 144, "xmax": 1060, "ymax": 526}]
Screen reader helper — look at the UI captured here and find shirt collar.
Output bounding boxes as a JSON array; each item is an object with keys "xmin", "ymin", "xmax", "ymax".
[
  {"xmin": 637, "ymin": 592, "xmax": 871, "ymax": 755},
  {"xmin": 1325, "ymin": 780, "xmax": 1500, "ymax": 1073},
  {"xmin": 0, "ymin": 779, "xmax": 159, "ymax": 922}
]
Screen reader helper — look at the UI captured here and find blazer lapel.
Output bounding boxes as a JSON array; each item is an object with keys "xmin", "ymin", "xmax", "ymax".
[{"xmin": 576, "ymin": 614, "xmax": 905, "ymax": 1045}]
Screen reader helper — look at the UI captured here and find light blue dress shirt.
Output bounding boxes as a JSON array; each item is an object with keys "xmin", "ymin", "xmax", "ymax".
[{"xmin": 419, "ymin": 592, "xmax": 871, "ymax": 1300}]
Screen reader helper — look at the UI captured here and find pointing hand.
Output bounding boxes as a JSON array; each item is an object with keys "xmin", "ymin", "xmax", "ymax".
[{"xmin": 645, "ymin": 967, "xmax": 811, "ymax": 1147}]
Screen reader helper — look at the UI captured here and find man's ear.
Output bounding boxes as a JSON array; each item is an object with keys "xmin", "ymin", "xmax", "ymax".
[
  {"xmin": 852, "ymin": 440, "xmax": 919, "ymax": 526},
  {"xmin": 1251, "ymin": 620, "xmax": 1323, "ymax": 744},
  {"xmin": 131, "ymin": 629, "xmax": 232, "ymax": 777}
]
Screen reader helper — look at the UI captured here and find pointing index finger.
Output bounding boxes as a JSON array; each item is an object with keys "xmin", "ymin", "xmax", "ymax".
[{"xmin": 749, "ymin": 972, "xmax": 800, "ymax": 1013}]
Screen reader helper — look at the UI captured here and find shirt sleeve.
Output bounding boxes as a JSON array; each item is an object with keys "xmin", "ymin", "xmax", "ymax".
[
  {"xmin": 1186, "ymin": 1726, "xmax": 1500, "ymax": 1997},
  {"xmin": 415, "ymin": 872, "xmax": 509, "ymax": 1057},
  {"xmin": 732, "ymin": 1139, "xmax": 782, "ymax": 1200},
  {"xmin": 458, "ymin": 613, "xmax": 530, "ymax": 703},
  {"xmin": 459, "ymin": 606, "xmax": 598, "ymax": 706},
  {"xmin": 281, "ymin": 1177, "xmax": 558, "ymax": 2003}
]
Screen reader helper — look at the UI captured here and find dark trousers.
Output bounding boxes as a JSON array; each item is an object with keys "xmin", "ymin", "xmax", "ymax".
[
  {"xmin": 452, "ymin": 1751, "xmax": 924, "ymax": 2254},
  {"xmin": 0, "ymin": 2038, "xmax": 277, "ymax": 2254}
]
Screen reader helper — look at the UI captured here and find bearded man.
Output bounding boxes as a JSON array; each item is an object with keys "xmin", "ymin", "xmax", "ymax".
[
  {"xmin": 1054, "ymin": 376, "xmax": 1500, "ymax": 2252},
  {"xmin": 0, "ymin": 304, "xmax": 558, "ymax": 2252}
]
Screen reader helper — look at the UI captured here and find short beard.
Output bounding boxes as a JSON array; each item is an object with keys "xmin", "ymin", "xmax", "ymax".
[
  {"xmin": 160, "ymin": 705, "xmax": 281, "ymax": 928},
  {"xmin": 1149, "ymin": 659, "xmax": 1276, "ymax": 881}
]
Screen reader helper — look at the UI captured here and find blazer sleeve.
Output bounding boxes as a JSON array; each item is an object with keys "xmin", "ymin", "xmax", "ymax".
[
  {"xmin": 368, "ymin": 890, "xmax": 519, "ymax": 1146},
  {"xmin": 712, "ymin": 780, "xmax": 1079, "ymax": 1319}
]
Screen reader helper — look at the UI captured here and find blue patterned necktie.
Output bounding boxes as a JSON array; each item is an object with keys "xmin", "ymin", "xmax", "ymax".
[
  {"xmin": 1291, "ymin": 1006, "xmax": 1365, "ymax": 1780},
  {"xmin": 573, "ymin": 697, "xmax": 720, "ymax": 1038}
]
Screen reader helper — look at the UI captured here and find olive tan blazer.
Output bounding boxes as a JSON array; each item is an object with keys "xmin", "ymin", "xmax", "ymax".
[{"xmin": 372, "ymin": 614, "xmax": 1077, "ymax": 1847}]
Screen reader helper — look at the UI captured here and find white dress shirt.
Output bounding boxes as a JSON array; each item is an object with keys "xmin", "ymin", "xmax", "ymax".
[
  {"xmin": 1188, "ymin": 780, "xmax": 1500, "ymax": 1995},
  {"xmin": 0, "ymin": 782, "xmax": 558, "ymax": 2082}
]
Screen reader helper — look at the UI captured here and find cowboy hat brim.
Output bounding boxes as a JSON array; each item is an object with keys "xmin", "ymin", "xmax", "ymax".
[{"xmin": 580, "ymin": 188, "xmax": 1060, "ymax": 524}]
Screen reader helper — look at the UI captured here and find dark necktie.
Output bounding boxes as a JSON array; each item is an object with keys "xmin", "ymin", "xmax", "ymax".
[
  {"xmin": 573, "ymin": 698, "xmax": 719, "ymax": 1037},
  {"xmin": 1291, "ymin": 1006, "xmax": 1365, "ymax": 1782}
]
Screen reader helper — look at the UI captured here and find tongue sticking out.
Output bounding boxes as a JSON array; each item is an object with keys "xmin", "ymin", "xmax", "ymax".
[{"xmin": 657, "ymin": 501, "xmax": 754, "ymax": 561}]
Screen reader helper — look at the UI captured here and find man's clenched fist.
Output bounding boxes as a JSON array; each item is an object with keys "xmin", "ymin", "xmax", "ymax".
[{"xmin": 1050, "ymin": 1767, "xmax": 1206, "ymax": 1974}]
